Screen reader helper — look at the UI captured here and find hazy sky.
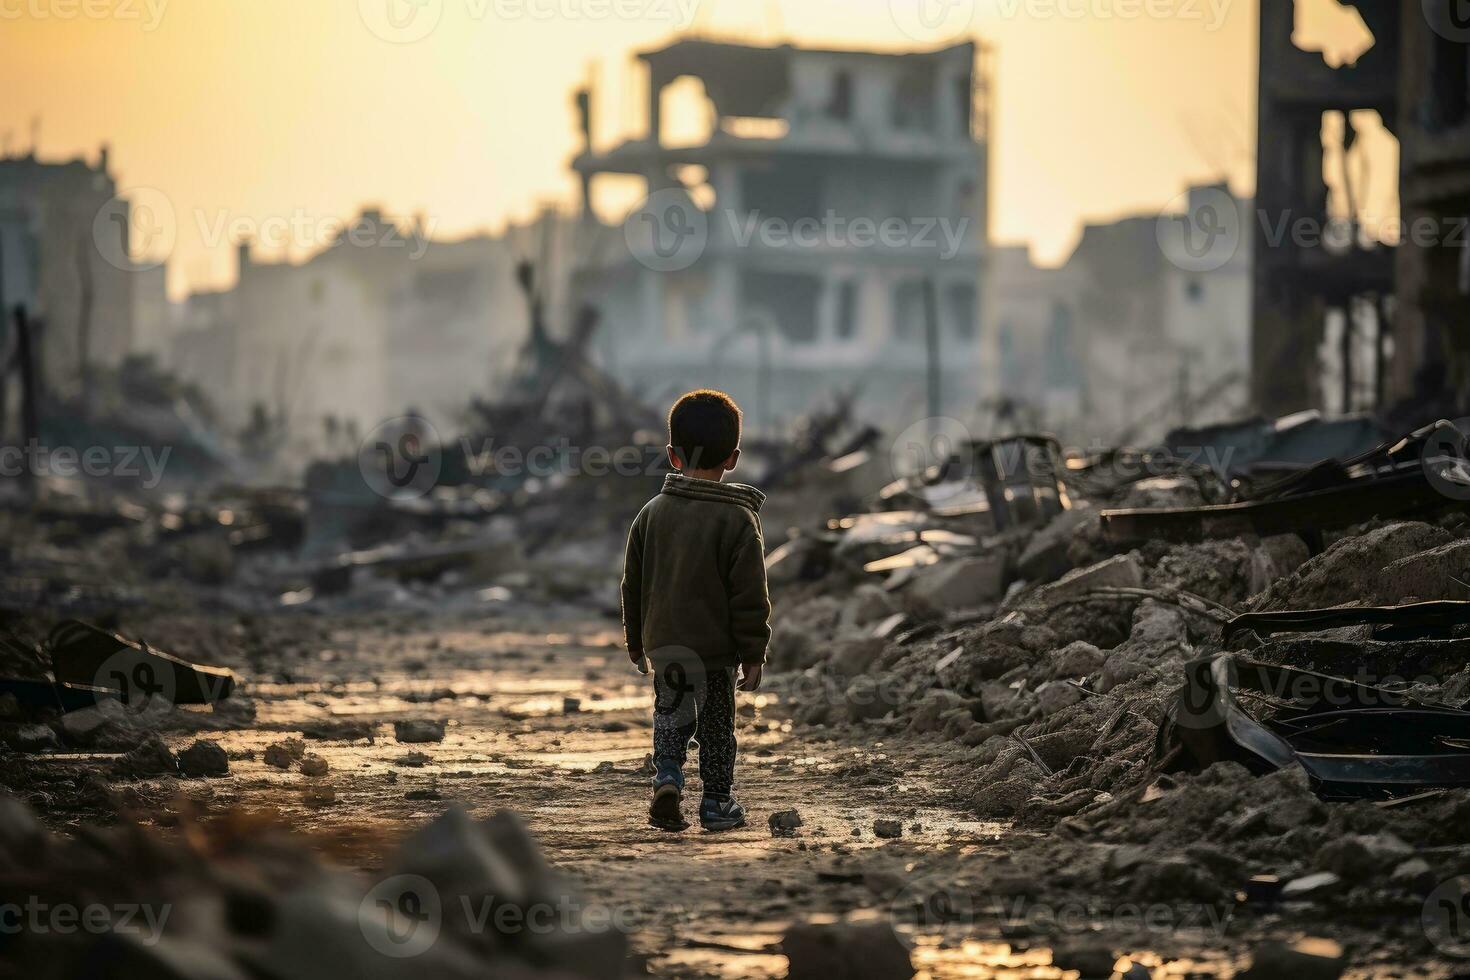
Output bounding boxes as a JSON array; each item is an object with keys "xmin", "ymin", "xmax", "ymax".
[{"xmin": 0, "ymin": 0, "xmax": 1385, "ymax": 298}]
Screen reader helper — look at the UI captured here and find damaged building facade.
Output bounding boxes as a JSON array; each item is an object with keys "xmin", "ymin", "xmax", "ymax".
[
  {"xmin": 0, "ymin": 147, "xmax": 166, "ymax": 400},
  {"xmin": 985, "ymin": 183, "xmax": 1253, "ymax": 442},
  {"xmin": 170, "ymin": 211, "xmax": 563, "ymax": 463},
  {"xmin": 1253, "ymin": 2, "xmax": 1470, "ymax": 420},
  {"xmin": 572, "ymin": 38, "xmax": 990, "ymax": 431}
]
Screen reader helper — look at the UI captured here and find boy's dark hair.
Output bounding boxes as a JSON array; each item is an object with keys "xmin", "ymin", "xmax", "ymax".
[{"xmin": 668, "ymin": 389, "xmax": 742, "ymax": 470}]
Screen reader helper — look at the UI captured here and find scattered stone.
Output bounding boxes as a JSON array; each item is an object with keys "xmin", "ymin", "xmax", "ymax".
[
  {"xmin": 393, "ymin": 719, "xmax": 446, "ymax": 743},
  {"xmin": 1050, "ymin": 943, "xmax": 1117, "ymax": 978},
  {"xmin": 872, "ymin": 819, "xmax": 903, "ymax": 839},
  {"xmin": 783, "ymin": 915, "xmax": 914, "ymax": 980},
  {"xmin": 562, "ymin": 697, "xmax": 582, "ymax": 714},
  {"xmin": 1314, "ymin": 833, "xmax": 1413, "ymax": 880},
  {"xmin": 769, "ymin": 809, "xmax": 804, "ymax": 837},
  {"xmin": 396, "ymin": 752, "xmax": 431, "ymax": 768},
  {"xmin": 908, "ymin": 556, "xmax": 1007, "ymax": 612},
  {"xmin": 178, "ymin": 739, "xmax": 230, "ymax": 778},
  {"xmin": 299, "ymin": 753, "xmax": 329, "ymax": 777},
  {"xmin": 2, "ymin": 723, "xmax": 60, "ymax": 753},
  {"xmin": 298, "ymin": 718, "xmax": 375, "ymax": 741},
  {"xmin": 264, "ymin": 737, "xmax": 306, "ymax": 769},
  {"xmin": 405, "ymin": 787, "xmax": 442, "ymax": 801},
  {"xmin": 1281, "ymin": 871, "xmax": 1342, "ymax": 900},
  {"xmin": 302, "ymin": 784, "xmax": 336, "ymax": 807},
  {"xmin": 1029, "ymin": 554, "xmax": 1143, "ymax": 609},
  {"xmin": 1239, "ymin": 938, "xmax": 1344, "ymax": 980},
  {"xmin": 112, "ymin": 736, "xmax": 178, "ymax": 778}
]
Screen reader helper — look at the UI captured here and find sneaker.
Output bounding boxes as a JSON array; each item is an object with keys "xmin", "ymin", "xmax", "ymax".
[
  {"xmin": 649, "ymin": 783, "xmax": 687, "ymax": 831},
  {"xmin": 699, "ymin": 795, "xmax": 747, "ymax": 832}
]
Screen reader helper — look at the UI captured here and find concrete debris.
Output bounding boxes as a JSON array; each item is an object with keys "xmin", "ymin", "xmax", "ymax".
[
  {"xmin": 112, "ymin": 735, "xmax": 178, "ymax": 778},
  {"xmin": 769, "ymin": 809, "xmax": 804, "ymax": 837},
  {"xmin": 394, "ymin": 719, "xmax": 447, "ymax": 743},
  {"xmin": 178, "ymin": 739, "xmax": 230, "ymax": 777},
  {"xmin": 872, "ymin": 819, "xmax": 903, "ymax": 839},
  {"xmin": 1239, "ymin": 938, "xmax": 1345, "ymax": 980},
  {"xmin": 783, "ymin": 915, "xmax": 914, "ymax": 980},
  {"xmin": 264, "ymin": 737, "xmax": 306, "ymax": 769},
  {"xmin": 906, "ymin": 555, "xmax": 1007, "ymax": 613}
]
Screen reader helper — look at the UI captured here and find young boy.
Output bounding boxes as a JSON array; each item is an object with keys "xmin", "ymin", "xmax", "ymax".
[{"xmin": 621, "ymin": 389, "xmax": 770, "ymax": 832}]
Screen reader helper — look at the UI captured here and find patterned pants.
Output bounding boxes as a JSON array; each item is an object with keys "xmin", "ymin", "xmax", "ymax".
[{"xmin": 652, "ymin": 662, "xmax": 737, "ymax": 798}]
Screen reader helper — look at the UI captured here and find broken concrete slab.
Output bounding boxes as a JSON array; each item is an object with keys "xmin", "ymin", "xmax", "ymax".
[
  {"xmin": 1027, "ymin": 554, "xmax": 1143, "ymax": 609},
  {"xmin": 906, "ymin": 555, "xmax": 1007, "ymax": 613}
]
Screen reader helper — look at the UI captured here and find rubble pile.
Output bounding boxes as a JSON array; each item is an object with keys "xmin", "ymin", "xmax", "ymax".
[
  {"xmin": 0, "ymin": 796, "xmax": 631, "ymax": 979},
  {"xmin": 766, "ymin": 421, "xmax": 1470, "ymax": 842}
]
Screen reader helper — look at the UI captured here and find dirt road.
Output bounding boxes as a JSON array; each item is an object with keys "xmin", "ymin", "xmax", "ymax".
[{"xmin": 14, "ymin": 606, "xmax": 1288, "ymax": 977}]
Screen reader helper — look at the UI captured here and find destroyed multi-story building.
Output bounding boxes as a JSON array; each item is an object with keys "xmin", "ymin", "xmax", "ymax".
[
  {"xmin": 571, "ymin": 38, "xmax": 990, "ymax": 431},
  {"xmin": 1252, "ymin": 2, "xmax": 1470, "ymax": 419},
  {"xmin": 0, "ymin": 146, "xmax": 163, "ymax": 398},
  {"xmin": 985, "ymin": 183, "xmax": 1253, "ymax": 442}
]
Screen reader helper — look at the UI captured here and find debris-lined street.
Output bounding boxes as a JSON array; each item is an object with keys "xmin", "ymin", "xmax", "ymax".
[{"xmin": 6, "ymin": 408, "xmax": 1470, "ymax": 978}]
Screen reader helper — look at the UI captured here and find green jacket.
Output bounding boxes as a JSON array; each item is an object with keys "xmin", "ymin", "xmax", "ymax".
[{"xmin": 621, "ymin": 473, "xmax": 771, "ymax": 668}]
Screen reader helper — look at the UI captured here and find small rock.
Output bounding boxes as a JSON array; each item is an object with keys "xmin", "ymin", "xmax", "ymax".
[
  {"xmin": 873, "ymin": 819, "xmax": 903, "ymax": 840},
  {"xmin": 1314, "ymin": 833, "xmax": 1413, "ymax": 880},
  {"xmin": 769, "ymin": 809, "xmax": 804, "ymax": 837},
  {"xmin": 396, "ymin": 752, "xmax": 431, "ymax": 768},
  {"xmin": 2, "ymin": 723, "xmax": 60, "ymax": 753},
  {"xmin": 1050, "ymin": 944, "xmax": 1117, "ymax": 978},
  {"xmin": 393, "ymin": 719, "xmax": 446, "ymax": 744},
  {"xmin": 562, "ymin": 697, "xmax": 582, "ymax": 714},
  {"xmin": 264, "ymin": 737, "xmax": 306, "ymax": 769},
  {"xmin": 299, "ymin": 753, "xmax": 329, "ymax": 777},
  {"xmin": 112, "ymin": 736, "xmax": 178, "ymax": 778},
  {"xmin": 1239, "ymin": 938, "xmax": 1344, "ymax": 980},
  {"xmin": 1391, "ymin": 857, "xmax": 1436, "ymax": 892},
  {"xmin": 178, "ymin": 739, "xmax": 229, "ymax": 778},
  {"xmin": 302, "ymin": 785, "xmax": 336, "ymax": 807},
  {"xmin": 783, "ymin": 915, "xmax": 914, "ymax": 980},
  {"xmin": 1281, "ymin": 871, "xmax": 1342, "ymax": 900}
]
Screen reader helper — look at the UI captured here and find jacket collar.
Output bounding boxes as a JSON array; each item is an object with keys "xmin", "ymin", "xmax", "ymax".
[{"xmin": 661, "ymin": 473, "xmax": 765, "ymax": 514}]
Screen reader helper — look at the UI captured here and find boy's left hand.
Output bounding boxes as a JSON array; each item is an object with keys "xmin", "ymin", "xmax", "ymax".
[{"xmin": 738, "ymin": 662, "xmax": 763, "ymax": 692}]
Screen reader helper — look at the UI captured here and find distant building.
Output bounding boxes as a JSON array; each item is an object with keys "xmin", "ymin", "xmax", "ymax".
[
  {"xmin": 0, "ymin": 146, "xmax": 158, "ymax": 397},
  {"xmin": 173, "ymin": 209, "xmax": 548, "ymax": 465},
  {"xmin": 984, "ymin": 184, "xmax": 1253, "ymax": 443},
  {"xmin": 571, "ymin": 37, "xmax": 991, "ymax": 431}
]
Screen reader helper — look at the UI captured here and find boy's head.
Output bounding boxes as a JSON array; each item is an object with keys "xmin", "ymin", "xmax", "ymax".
[{"xmin": 667, "ymin": 389, "xmax": 742, "ymax": 476}]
